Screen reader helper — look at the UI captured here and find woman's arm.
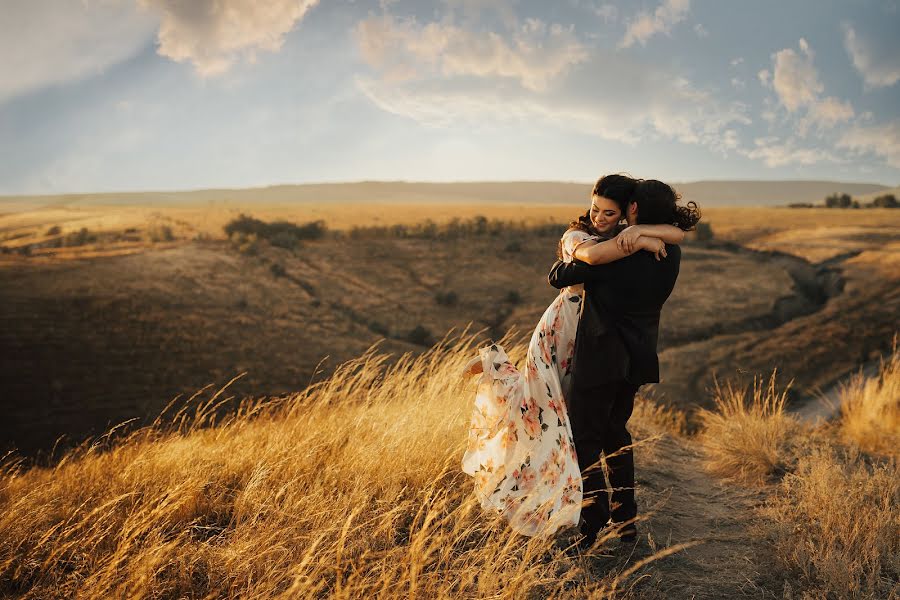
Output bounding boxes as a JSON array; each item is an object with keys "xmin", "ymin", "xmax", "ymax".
[
  {"xmin": 616, "ymin": 224, "xmax": 684, "ymax": 254},
  {"xmin": 572, "ymin": 238, "xmax": 634, "ymax": 265}
]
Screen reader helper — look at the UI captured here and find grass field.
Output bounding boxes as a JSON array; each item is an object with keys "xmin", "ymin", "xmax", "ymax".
[{"xmin": 1, "ymin": 334, "xmax": 896, "ymax": 599}]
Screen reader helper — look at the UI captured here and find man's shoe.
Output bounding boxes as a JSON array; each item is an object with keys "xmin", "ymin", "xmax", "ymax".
[{"xmin": 616, "ymin": 524, "xmax": 638, "ymax": 544}]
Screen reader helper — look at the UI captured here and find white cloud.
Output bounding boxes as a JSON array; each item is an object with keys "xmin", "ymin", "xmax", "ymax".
[
  {"xmin": 595, "ymin": 4, "xmax": 618, "ymax": 23},
  {"xmin": 355, "ymin": 15, "xmax": 588, "ymax": 92},
  {"xmin": 730, "ymin": 57, "xmax": 744, "ymax": 67},
  {"xmin": 758, "ymin": 69, "xmax": 770, "ymax": 86},
  {"xmin": 0, "ymin": 0, "xmax": 157, "ymax": 103},
  {"xmin": 771, "ymin": 38, "xmax": 821, "ymax": 111},
  {"xmin": 744, "ymin": 137, "xmax": 841, "ymax": 167},
  {"xmin": 139, "ymin": 0, "xmax": 320, "ymax": 76},
  {"xmin": 838, "ymin": 121, "xmax": 900, "ymax": 168},
  {"xmin": 843, "ymin": 25, "xmax": 900, "ymax": 89},
  {"xmin": 619, "ymin": 0, "xmax": 690, "ymax": 49},
  {"xmin": 693, "ymin": 23, "xmax": 708, "ymax": 38},
  {"xmin": 766, "ymin": 39, "xmax": 854, "ymax": 132},
  {"xmin": 730, "ymin": 77, "xmax": 745, "ymax": 90},
  {"xmin": 355, "ymin": 15, "xmax": 748, "ymax": 154}
]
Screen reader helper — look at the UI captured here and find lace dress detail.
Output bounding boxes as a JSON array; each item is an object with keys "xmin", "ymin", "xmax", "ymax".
[{"xmin": 461, "ymin": 229, "xmax": 597, "ymax": 536}]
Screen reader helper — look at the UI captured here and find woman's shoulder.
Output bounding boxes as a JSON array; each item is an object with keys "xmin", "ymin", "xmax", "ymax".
[{"xmin": 561, "ymin": 227, "xmax": 596, "ymax": 243}]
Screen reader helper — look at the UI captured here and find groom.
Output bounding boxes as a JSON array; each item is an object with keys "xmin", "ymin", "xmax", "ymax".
[{"xmin": 547, "ymin": 181, "xmax": 683, "ymax": 547}]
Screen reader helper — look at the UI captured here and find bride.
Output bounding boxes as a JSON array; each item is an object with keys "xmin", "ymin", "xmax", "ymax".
[{"xmin": 460, "ymin": 174, "xmax": 685, "ymax": 537}]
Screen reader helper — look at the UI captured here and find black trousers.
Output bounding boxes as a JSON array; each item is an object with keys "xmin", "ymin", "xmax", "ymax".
[{"xmin": 568, "ymin": 380, "xmax": 640, "ymax": 535}]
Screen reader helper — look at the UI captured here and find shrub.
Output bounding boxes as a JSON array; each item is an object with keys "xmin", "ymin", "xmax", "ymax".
[
  {"xmin": 871, "ymin": 193, "xmax": 899, "ymax": 208},
  {"xmin": 504, "ymin": 240, "xmax": 523, "ymax": 252},
  {"xmin": 63, "ymin": 227, "xmax": 96, "ymax": 247},
  {"xmin": 149, "ymin": 224, "xmax": 174, "ymax": 242},
  {"xmin": 694, "ymin": 222, "xmax": 714, "ymax": 242},
  {"xmin": 224, "ymin": 215, "xmax": 327, "ymax": 247},
  {"xmin": 824, "ymin": 193, "xmax": 852, "ymax": 208},
  {"xmin": 45, "ymin": 225, "xmax": 61, "ymax": 236},
  {"xmin": 697, "ymin": 374, "xmax": 798, "ymax": 484},
  {"xmin": 434, "ymin": 291, "xmax": 459, "ymax": 306},
  {"xmin": 270, "ymin": 263, "xmax": 287, "ymax": 278},
  {"xmin": 838, "ymin": 348, "xmax": 899, "ymax": 456},
  {"xmin": 268, "ymin": 231, "xmax": 299, "ymax": 250},
  {"xmin": 406, "ymin": 325, "xmax": 433, "ymax": 346},
  {"xmin": 368, "ymin": 321, "xmax": 389, "ymax": 336},
  {"xmin": 504, "ymin": 291, "xmax": 522, "ymax": 305}
]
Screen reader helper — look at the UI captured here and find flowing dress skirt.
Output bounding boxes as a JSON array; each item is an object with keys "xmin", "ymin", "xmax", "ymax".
[{"xmin": 461, "ymin": 289, "xmax": 584, "ymax": 536}]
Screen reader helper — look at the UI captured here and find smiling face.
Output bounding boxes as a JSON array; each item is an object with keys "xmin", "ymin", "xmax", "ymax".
[{"xmin": 589, "ymin": 194, "xmax": 624, "ymax": 234}]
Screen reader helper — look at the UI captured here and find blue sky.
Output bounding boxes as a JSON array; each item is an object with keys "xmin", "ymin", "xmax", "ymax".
[{"xmin": 1, "ymin": 0, "xmax": 898, "ymax": 194}]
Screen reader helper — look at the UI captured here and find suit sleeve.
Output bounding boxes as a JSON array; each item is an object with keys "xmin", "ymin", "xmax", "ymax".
[{"xmin": 548, "ymin": 259, "xmax": 614, "ymax": 289}]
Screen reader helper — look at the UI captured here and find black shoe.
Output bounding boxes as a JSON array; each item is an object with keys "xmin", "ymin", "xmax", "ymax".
[{"xmin": 615, "ymin": 523, "xmax": 638, "ymax": 544}]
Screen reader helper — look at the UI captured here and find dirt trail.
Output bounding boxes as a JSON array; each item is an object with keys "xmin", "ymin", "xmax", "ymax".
[{"xmin": 582, "ymin": 435, "xmax": 773, "ymax": 599}]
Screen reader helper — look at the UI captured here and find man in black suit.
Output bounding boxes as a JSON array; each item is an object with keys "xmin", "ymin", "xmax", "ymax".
[{"xmin": 548, "ymin": 180, "xmax": 688, "ymax": 547}]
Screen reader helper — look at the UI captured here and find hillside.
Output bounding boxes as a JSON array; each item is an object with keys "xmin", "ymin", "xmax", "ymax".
[
  {"xmin": 2, "ymin": 207, "xmax": 899, "ymax": 458},
  {"xmin": 0, "ymin": 179, "xmax": 891, "ymax": 209}
]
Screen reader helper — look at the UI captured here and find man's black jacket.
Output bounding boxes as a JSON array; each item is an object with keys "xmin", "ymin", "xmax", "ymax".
[{"xmin": 548, "ymin": 245, "xmax": 681, "ymax": 387}]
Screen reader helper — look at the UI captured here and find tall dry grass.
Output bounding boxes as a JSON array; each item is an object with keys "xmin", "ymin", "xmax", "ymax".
[
  {"xmin": 762, "ymin": 448, "xmax": 899, "ymax": 599},
  {"xmin": 697, "ymin": 373, "xmax": 799, "ymax": 484},
  {"xmin": 0, "ymin": 332, "xmax": 676, "ymax": 599},
  {"xmin": 699, "ymin": 355, "xmax": 900, "ymax": 599},
  {"xmin": 838, "ymin": 347, "xmax": 900, "ymax": 456}
]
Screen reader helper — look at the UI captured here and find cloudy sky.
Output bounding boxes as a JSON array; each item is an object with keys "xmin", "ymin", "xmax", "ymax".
[{"xmin": 1, "ymin": 0, "xmax": 899, "ymax": 194}]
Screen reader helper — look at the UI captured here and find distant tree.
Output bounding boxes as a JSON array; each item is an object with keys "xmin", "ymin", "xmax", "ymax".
[
  {"xmin": 872, "ymin": 194, "xmax": 899, "ymax": 208},
  {"xmin": 787, "ymin": 203, "xmax": 814, "ymax": 208},
  {"xmin": 825, "ymin": 193, "xmax": 852, "ymax": 208}
]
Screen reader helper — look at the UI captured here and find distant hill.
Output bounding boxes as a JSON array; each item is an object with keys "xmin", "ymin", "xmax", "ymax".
[{"xmin": 0, "ymin": 180, "xmax": 893, "ymax": 208}]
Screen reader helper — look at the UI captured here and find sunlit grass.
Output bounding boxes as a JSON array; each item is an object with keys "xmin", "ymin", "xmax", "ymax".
[{"xmin": 0, "ymin": 332, "xmax": 679, "ymax": 599}]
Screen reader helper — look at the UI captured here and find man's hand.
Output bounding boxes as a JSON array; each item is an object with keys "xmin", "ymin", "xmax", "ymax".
[{"xmin": 616, "ymin": 225, "xmax": 643, "ymax": 254}]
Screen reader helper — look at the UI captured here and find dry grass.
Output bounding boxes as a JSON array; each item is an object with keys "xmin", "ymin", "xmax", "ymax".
[
  {"xmin": 838, "ymin": 347, "xmax": 900, "ymax": 456},
  {"xmin": 699, "ymin": 355, "xmax": 900, "ymax": 599},
  {"xmin": 697, "ymin": 374, "xmax": 799, "ymax": 484},
  {"xmin": 762, "ymin": 449, "xmax": 900, "ymax": 599},
  {"xmin": 0, "ymin": 332, "xmax": 679, "ymax": 599}
]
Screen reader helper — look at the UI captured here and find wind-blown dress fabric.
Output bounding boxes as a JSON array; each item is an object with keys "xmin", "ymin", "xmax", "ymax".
[{"xmin": 461, "ymin": 229, "xmax": 599, "ymax": 536}]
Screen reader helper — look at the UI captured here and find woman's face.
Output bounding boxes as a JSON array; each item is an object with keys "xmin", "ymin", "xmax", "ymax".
[{"xmin": 589, "ymin": 194, "xmax": 623, "ymax": 234}]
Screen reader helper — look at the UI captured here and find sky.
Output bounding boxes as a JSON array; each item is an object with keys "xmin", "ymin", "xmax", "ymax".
[{"xmin": 1, "ymin": 0, "xmax": 899, "ymax": 195}]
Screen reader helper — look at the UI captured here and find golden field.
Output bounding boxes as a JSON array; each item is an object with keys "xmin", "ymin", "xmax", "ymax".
[
  {"xmin": 0, "ymin": 333, "xmax": 897, "ymax": 599},
  {"xmin": 0, "ymin": 192, "xmax": 898, "ymax": 598}
]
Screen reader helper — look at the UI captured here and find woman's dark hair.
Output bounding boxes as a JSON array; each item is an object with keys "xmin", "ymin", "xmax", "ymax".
[
  {"xmin": 557, "ymin": 174, "xmax": 638, "ymax": 258},
  {"xmin": 632, "ymin": 179, "xmax": 701, "ymax": 231}
]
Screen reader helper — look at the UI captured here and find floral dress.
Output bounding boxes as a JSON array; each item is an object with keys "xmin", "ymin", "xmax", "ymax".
[{"xmin": 461, "ymin": 228, "xmax": 599, "ymax": 536}]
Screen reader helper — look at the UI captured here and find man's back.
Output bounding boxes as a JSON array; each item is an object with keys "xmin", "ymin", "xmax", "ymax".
[{"xmin": 548, "ymin": 244, "xmax": 681, "ymax": 386}]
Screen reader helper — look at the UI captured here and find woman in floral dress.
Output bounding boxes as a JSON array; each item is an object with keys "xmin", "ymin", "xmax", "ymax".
[{"xmin": 461, "ymin": 174, "xmax": 685, "ymax": 537}]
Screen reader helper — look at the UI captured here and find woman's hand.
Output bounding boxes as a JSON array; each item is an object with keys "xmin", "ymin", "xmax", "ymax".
[
  {"xmin": 638, "ymin": 236, "xmax": 667, "ymax": 261},
  {"xmin": 616, "ymin": 225, "xmax": 644, "ymax": 254}
]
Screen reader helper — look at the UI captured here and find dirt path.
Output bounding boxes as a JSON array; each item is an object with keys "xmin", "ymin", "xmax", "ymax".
[{"xmin": 584, "ymin": 435, "xmax": 774, "ymax": 599}]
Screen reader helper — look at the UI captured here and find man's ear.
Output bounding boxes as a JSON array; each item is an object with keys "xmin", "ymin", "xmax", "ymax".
[{"xmin": 628, "ymin": 201, "xmax": 638, "ymax": 218}]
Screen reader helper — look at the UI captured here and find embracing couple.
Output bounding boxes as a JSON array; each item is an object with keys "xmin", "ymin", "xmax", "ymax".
[{"xmin": 461, "ymin": 174, "xmax": 701, "ymax": 551}]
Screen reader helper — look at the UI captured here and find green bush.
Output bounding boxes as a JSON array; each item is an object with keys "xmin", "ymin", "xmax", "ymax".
[
  {"xmin": 224, "ymin": 215, "xmax": 326, "ymax": 247},
  {"xmin": 45, "ymin": 225, "xmax": 61, "ymax": 236},
  {"xmin": 825, "ymin": 193, "xmax": 852, "ymax": 208},
  {"xmin": 872, "ymin": 194, "xmax": 898, "ymax": 208},
  {"xmin": 270, "ymin": 263, "xmax": 287, "ymax": 278}
]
